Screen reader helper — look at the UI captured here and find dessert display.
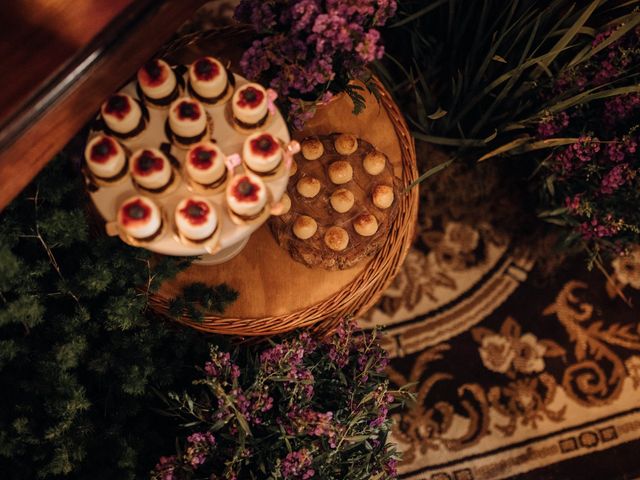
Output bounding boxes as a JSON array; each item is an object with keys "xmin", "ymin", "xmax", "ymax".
[
  {"xmin": 88, "ymin": 55, "xmax": 291, "ymax": 259},
  {"xmin": 130, "ymin": 148, "xmax": 176, "ymax": 194},
  {"xmin": 188, "ymin": 56, "xmax": 233, "ymax": 105},
  {"xmin": 136, "ymin": 59, "xmax": 181, "ymax": 108},
  {"xmin": 231, "ymin": 83, "xmax": 269, "ymax": 131},
  {"xmin": 242, "ymin": 132, "xmax": 283, "ymax": 176},
  {"xmin": 174, "ymin": 196, "xmax": 218, "ymax": 243},
  {"xmin": 167, "ymin": 98, "xmax": 210, "ymax": 149},
  {"xmin": 270, "ymin": 133, "xmax": 399, "ymax": 270},
  {"xmin": 184, "ymin": 141, "xmax": 227, "ymax": 191},
  {"xmin": 100, "ymin": 93, "xmax": 147, "ymax": 139},
  {"xmin": 116, "ymin": 195, "xmax": 164, "ymax": 242},
  {"xmin": 84, "ymin": 134, "xmax": 127, "ymax": 183},
  {"xmin": 226, "ymin": 174, "xmax": 268, "ymax": 223}
]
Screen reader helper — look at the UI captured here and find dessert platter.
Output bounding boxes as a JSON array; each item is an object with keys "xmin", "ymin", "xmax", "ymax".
[
  {"xmin": 270, "ymin": 133, "xmax": 399, "ymax": 270},
  {"xmin": 84, "ymin": 56, "xmax": 296, "ymax": 263}
]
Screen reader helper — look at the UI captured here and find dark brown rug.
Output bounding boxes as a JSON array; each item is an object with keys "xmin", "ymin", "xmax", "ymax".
[{"xmin": 363, "ymin": 213, "xmax": 640, "ymax": 479}]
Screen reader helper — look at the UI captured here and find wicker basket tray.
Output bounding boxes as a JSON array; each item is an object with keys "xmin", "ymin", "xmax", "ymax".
[
  {"xmin": 146, "ymin": 30, "xmax": 418, "ymax": 336},
  {"xmin": 150, "ymin": 76, "xmax": 418, "ymax": 336}
]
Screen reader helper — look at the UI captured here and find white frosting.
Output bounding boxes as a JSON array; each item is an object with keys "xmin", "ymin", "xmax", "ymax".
[
  {"xmin": 169, "ymin": 98, "xmax": 207, "ymax": 138},
  {"xmin": 137, "ymin": 59, "xmax": 176, "ymax": 99},
  {"xmin": 84, "ymin": 134, "xmax": 126, "ymax": 179},
  {"xmin": 185, "ymin": 141, "xmax": 226, "ymax": 185},
  {"xmin": 232, "ymin": 83, "xmax": 268, "ymax": 125},
  {"xmin": 226, "ymin": 174, "xmax": 267, "ymax": 217},
  {"xmin": 242, "ymin": 132, "xmax": 282, "ymax": 173},
  {"xmin": 130, "ymin": 148, "xmax": 172, "ymax": 190},
  {"xmin": 117, "ymin": 195, "xmax": 162, "ymax": 239},
  {"xmin": 189, "ymin": 57, "xmax": 228, "ymax": 99},
  {"xmin": 101, "ymin": 94, "xmax": 143, "ymax": 134},
  {"xmin": 175, "ymin": 197, "xmax": 218, "ymax": 241}
]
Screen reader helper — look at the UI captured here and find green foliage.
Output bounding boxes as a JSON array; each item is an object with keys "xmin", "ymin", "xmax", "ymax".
[
  {"xmin": 378, "ymin": 0, "xmax": 640, "ymax": 167},
  {"xmin": 0, "ymin": 155, "xmax": 213, "ymax": 479},
  {"xmin": 168, "ymin": 282, "xmax": 239, "ymax": 323}
]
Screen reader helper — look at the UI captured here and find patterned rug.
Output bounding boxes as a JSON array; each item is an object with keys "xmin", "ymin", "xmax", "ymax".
[{"xmin": 363, "ymin": 213, "xmax": 640, "ymax": 479}]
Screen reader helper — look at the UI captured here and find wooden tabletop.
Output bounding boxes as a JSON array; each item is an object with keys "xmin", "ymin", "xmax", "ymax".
[{"xmin": 0, "ymin": 0, "xmax": 207, "ymax": 210}]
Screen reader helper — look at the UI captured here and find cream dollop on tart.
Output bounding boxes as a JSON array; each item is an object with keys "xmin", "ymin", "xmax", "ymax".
[
  {"xmin": 168, "ymin": 98, "xmax": 208, "ymax": 144},
  {"xmin": 243, "ymin": 132, "xmax": 282, "ymax": 174},
  {"xmin": 188, "ymin": 56, "xmax": 229, "ymax": 101},
  {"xmin": 232, "ymin": 83, "xmax": 268, "ymax": 128},
  {"xmin": 84, "ymin": 134, "xmax": 126, "ymax": 180},
  {"xmin": 226, "ymin": 174, "xmax": 268, "ymax": 219},
  {"xmin": 175, "ymin": 196, "xmax": 218, "ymax": 241},
  {"xmin": 137, "ymin": 59, "xmax": 178, "ymax": 105},
  {"xmin": 117, "ymin": 195, "xmax": 162, "ymax": 240},
  {"xmin": 101, "ymin": 93, "xmax": 145, "ymax": 137},
  {"xmin": 130, "ymin": 148, "xmax": 172, "ymax": 190},
  {"xmin": 185, "ymin": 141, "xmax": 226, "ymax": 186}
]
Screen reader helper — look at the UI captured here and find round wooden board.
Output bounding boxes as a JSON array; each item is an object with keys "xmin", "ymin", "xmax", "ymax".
[{"xmin": 151, "ymin": 79, "xmax": 418, "ymax": 335}]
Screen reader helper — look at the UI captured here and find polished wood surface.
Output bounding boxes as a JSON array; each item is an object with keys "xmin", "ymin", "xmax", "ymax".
[{"xmin": 0, "ymin": 0, "xmax": 207, "ymax": 210}]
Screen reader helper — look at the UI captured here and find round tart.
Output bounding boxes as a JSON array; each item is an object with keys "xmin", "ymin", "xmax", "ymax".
[
  {"xmin": 301, "ymin": 138, "xmax": 324, "ymax": 160},
  {"xmin": 117, "ymin": 195, "xmax": 163, "ymax": 241},
  {"xmin": 168, "ymin": 98, "xmax": 209, "ymax": 148},
  {"xmin": 84, "ymin": 134, "xmax": 127, "ymax": 182},
  {"xmin": 101, "ymin": 93, "xmax": 146, "ymax": 139},
  {"xmin": 231, "ymin": 83, "xmax": 268, "ymax": 130},
  {"xmin": 330, "ymin": 188, "xmax": 355, "ymax": 213},
  {"xmin": 130, "ymin": 148, "xmax": 173, "ymax": 191},
  {"xmin": 372, "ymin": 185, "xmax": 394, "ymax": 209},
  {"xmin": 137, "ymin": 59, "xmax": 179, "ymax": 107},
  {"xmin": 270, "ymin": 133, "xmax": 399, "ymax": 270},
  {"xmin": 363, "ymin": 150, "xmax": 387, "ymax": 176},
  {"xmin": 289, "ymin": 159, "xmax": 298, "ymax": 176},
  {"xmin": 278, "ymin": 193, "xmax": 292, "ymax": 215},
  {"xmin": 185, "ymin": 141, "xmax": 226, "ymax": 187},
  {"xmin": 328, "ymin": 161, "xmax": 353, "ymax": 185},
  {"xmin": 334, "ymin": 133, "xmax": 358, "ymax": 155},
  {"xmin": 296, "ymin": 177, "xmax": 321, "ymax": 198},
  {"xmin": 226, "ymin": 174, "xmax": 267, "ymax": 220},
  {"xmin": 324, "ymin": 226, "xmax": 349, "ymax": 251},
  {"xmin": 293, "ymin": 215, "xmax": 317, "ymax": 240},
  {"xmin": 188, "ymin": 56, "xmax": 230, "ymax": 104},
  {"xmin": 242, "ymin": 132, "xmax": 282, "ymax": 175},
  {"xmin": 353, "ymin": 213, "xmax": 379, "ymax": 237},
  {"xmin": 175, "ymin": 196, "xmax": 218, "ymax": 242}
]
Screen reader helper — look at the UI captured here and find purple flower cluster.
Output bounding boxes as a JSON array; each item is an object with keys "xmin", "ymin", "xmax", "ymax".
[
  {"xmin": 281, "ymin": 448, "xmax": 315, "ymax": 479},
  {"xmin": 235, "ymin": 0, "xmax": 396, "ymax": 127},
  {"xmin": 153, "ymin": 319, "xmax": 403, "ymax": 479},
  {"xmin": 536, "ymin": 23, "xmax": 640, "ymax": 249}
]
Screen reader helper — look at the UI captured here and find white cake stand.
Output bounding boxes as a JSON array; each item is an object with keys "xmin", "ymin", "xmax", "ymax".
[{"xmin": 87, "ymin": 73, "xmax": 291, "ymax": 264}]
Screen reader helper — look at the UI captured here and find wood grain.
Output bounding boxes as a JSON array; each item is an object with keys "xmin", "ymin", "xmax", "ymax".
[{"xmin": 0, "ymin": 0, "xmax": 207, "ymax": 211}]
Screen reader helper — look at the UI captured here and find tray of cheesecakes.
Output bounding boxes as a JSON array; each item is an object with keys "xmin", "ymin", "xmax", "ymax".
[
  {"xmin": 269, "ymin": 133, "xmax": 399, "ymax": 270},
  {"xmin": 83, "ymin": 56, "xmax": 295, "ymax": 259}
]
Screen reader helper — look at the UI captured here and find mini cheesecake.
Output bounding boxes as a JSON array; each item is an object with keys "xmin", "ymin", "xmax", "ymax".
[
  {"xmin": 117, "ymin": 195, "xmax": 163, "ymax": 241},
  {"xmin": 188, "ymin": 56, "xmax": 231, "ymax": 105},
  {"xmin": 84, "ymin": 134, "xmax": 127, "ymax": 182},
  {"xmin": 226, "ymin": 174, "xmax": 267, "ymax": 220},
  {"xmin": 231, "ymin": 83, "xmax": 269, "ymax": 130},
  {"xmin": 174, "ymin": 197, "xmax": 218, "ymax": 242},
  {"xmin": 185, "ymin": 141, "xmax": 227, "ymax": 187},
  {"xmin": 101, "ymin": 93, "xmax": 146, "ymax": 139},
  {"xmin": 242, "ymin": 132, "xmax": 282, "ymax": 175},
  {"xmin": 137, "ymin": 59, "xmax": 180, "ymax": 107},
  {"xmin": 167, "ymin": 98, "xmax": 209, "ymax": 148},
  {"xmin": 130, "ymin": 148, "xmax": 174, "ymax": 192}
]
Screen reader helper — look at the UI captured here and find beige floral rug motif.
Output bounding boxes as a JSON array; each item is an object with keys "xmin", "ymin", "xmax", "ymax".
[{"xmin": 366, "ymin": 244, "xmax": 640, "ymax": 479}]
